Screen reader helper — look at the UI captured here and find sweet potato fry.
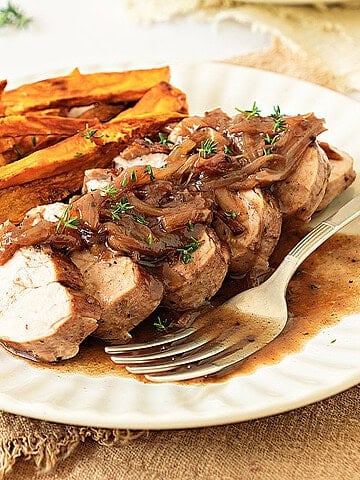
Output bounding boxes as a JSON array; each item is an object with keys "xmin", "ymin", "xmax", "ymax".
[
  {"xmin": 110, "ymin": 81, "xmax": 188, "ymax": 122},
  {"xmin": 0, "ymin": 135, "xmax": 65, "ymax": 165},
  {"xmin": 0, "ymin": 112, "xmax": 185, "ymax": 223},
  {"xmin": 1, "ymin": 66, "xmax": 170, "ymax": 115},
  {"xmin": 0, "ymin": 115, "xmax": 97, "ymax": 137}
]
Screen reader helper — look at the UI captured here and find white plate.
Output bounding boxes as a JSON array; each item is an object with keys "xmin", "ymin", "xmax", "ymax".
[{"xmin": 1, "ymin": 63, "xmax": 359, "ymax": 429}]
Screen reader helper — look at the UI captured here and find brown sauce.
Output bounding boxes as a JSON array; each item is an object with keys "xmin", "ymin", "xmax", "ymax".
[{"xmin": 29, "ymin": 231, "xmax": 360, "ymax": 383}]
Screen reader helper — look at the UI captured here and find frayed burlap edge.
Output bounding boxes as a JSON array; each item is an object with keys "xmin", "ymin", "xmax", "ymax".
[{"xmin": 0, "ymin": 422, "xmax": 144, "ymax": 479}]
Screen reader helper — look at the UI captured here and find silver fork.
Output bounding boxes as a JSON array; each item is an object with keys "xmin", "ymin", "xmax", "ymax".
[{"xmin": 105, "ymin": 195, "xmax": 360, "ymax": 382}]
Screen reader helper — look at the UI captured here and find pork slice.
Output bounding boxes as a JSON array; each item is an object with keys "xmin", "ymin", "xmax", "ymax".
[
  {"xmin": 161, "ymin": 226, "xmax": 229, "ymax": 310},
  {"xmin": 0, "ymin": 246, "xmax": 83, "ymax": 314},
  {"xmin": 213, "ymin": 188, "xmax": 265, "ymax": 275},
  {"xmin": 71, "ymin": 250, "xmax": 164, "ymax": 342},
  {"xmin": 0, "ymin": 246, "xmax": 100, "ymax": 362},
  {"xmin": 249, "ymin": 193, "xmax": 282, "ymax": 282},
  {"xmin": 317, "ymin": 144, "xmax": 356, "ymax": 211},
  {"xmin": 272, "ymin": 143, "xmax": 331, "ymax": 221}
]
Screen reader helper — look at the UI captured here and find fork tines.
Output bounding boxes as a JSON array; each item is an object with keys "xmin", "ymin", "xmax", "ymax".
[{"xmin": 105, "ymin": 319, "xmax": 267, "ymax": 382}]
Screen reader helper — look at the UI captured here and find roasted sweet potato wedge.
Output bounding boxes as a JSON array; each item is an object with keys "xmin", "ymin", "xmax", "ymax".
[
  {"xmin": 0, "ymin": 115, "xmax": 97, "ymax": 137},
  {"xmin": 110, "ymin": 81, "xmax": 188, "ymax": 121},
  {"xmin": 0, "ymin": 135, "xmax": 65, "ymax": 165},
  {"xmin": 0, "ymin": 112, "xmax": 185, "ymax": 223},
  {"xmin": 1, "ymin": 66, "xmax": 170, "ymax": 115}
]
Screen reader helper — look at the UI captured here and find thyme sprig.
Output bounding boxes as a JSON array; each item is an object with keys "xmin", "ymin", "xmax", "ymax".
[
  {"xmin": 198, "ymin": 139, "xmax": 217, "ymax": 158},
  {"xmin": 154, "ymin": 316, "xmax": 167, "ymax": 331},
  {"xmin": 100, "ymin": 184, "xmax": 118, "ymax": 197},
  {"xmin": 177, "ymin": 236, "xmax": 203, "ymax": 264},
  {"xmin": 55, "ymin": 204, "xmax": 80, "ymax": 234},
  {"xmin": 159, "ymin": 132, "xmax": 174, "ymax": 146},
  {"xmin": 236, "ymin": 101, "xmax": 261, "ymax": 119},
  {"xmin": 0, "ymin": 2, "xmax": 32, "ymax": 29},
  {"xmin": 80, "ymin": 124, "xmax": 103, "ymax": 142},
  {"xmin": 224, "ymin": 210, "xmax": 237, "ymax": 220},
  {"xmin": 133, "ymin": 214, "xmax": 147, "ymax": 225},
  {"xmin": 111, "ymin": 198, "xmax": 133, "ymax": 220},
  {"xmin": 270, "ymin": 105, "xmax": 287, "ymax": 133},
  {"xmin": 144, "ymin": 164, "xmax": 155, "ymax": 181}
]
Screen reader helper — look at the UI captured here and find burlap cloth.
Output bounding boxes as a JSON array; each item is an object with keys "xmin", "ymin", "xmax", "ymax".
[{"xmin": 1, "ymin": 6, "xmax": 360, "ymax": 479}]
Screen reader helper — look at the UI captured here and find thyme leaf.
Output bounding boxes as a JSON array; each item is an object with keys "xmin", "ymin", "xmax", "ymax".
[
  {"xmin": 198, "ymin": 139, "xmax": 217, "ymax": 158},
  {"xmin": 159, "ymin": 132, "xmax": 174, "ymax": 146},
  {"xmin": 80, "ymin": 124, "xmax": 103, "ymax": 142},
  {"xmin": 100, "ymin": 184, "xmax": 118, "ymax": 197},
  {"xmin": 177, "ymin": 236, "xmax": 203, "ymax": 264},
  {"xmin": 55, "ymin": 204, "xmax": 80, "ymax": 234},
  {"xmin": 144, "ymin": 164, "xmax": 155, "ymax": 181},
  {"xmin": 154, "ymin": 316, "xmax": 167, "ymax": 331},
  {"xmin": 0, "ymin": 2, "xmax": 32, "ymax": 29},
  {"xmin": 111, "ymin": 198, "xmax": 133, "ymax": 220},
  {"xmin": 236, "ymin": 101, "xmax": 261, "ymax": 119},
  {"xmin": 130, "ymin": 169, "xmax": 137, "ymax": 183},
  {"xmin": 224, "ymin": 210, "xmax": 237, "ymax": 220},
  {"xmin": 133, "ymin": 214, "xmax": 147, "ymax": 225}
]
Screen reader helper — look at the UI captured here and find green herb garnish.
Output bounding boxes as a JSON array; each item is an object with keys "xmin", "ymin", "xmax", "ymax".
[
  {"xmin": 270, "ymin": 106, "xmax": 287, "ymax": 133},
  {"xmin": 273, "ymin": 118, "xmax": 287, "ymax": 133},
  {"xmin": 55, "ymin": 204, "xmax": 80, "ymax": 234},
  {"xmin": 236, "ymin": 101, "xmax": 261, "ymax": 119},
  {"xmin": 111, "ymin": 198, "xmax": 133, "ymax": 220},
  {"xmin": 144, "ymin": 164, "xmax": 155, "ymax": 181},
  {"xmin": 177, "ymin": 236, "xmax": 203, "ymax": 264},
  {"xmin": 14, "ymin": 145, "xmax": 23, "ymax": 157},
  {"xmin": 31, "ymin": 135, "xmax": 37, "ymax": 147},
  {"xmin": 147, "ymin": 232, "xmax": 153, "ymax": 246},
  {"xmin": 133, "ymin": 214, "xmax": 147, "ymax": 225},
  {"xmin": 264, "ymin": 134, "xmax": 277, "ymax": 145},
  {"xmin": 224, "ymin": 210, "xmax": 237, "ymax": 220},
  {"xmin": 74, "ymin": 151, "xmax": 83, "ymax": 158},
  {"xmin": 270, "ymin": 105, "xmax": 284, "ymax": 119},
  {"xmin": 130, "ymin": 169, "xmax": 137, "ymax": 183},
  {"xmin": 224, "ymin": 145, "xmax": 234, "ymax": 155},
  {"xmin": 154, "ymin": 316, "xmax": 167, "ymax": 331},
  {"xmin": 159, "ymin": 132, "xmax": 174, "ymax": 146},
  {"xmin": 80, "ymin": 124, "xmax": 103, "ymax": 142},
  {"xmin": 198, "ymin": 139, "xmax": 217, "ymax": 158},
  {"xmin": 121, "ymin": 176, "xmax": 128, "ymax": 188},
  {"xmin": 100, "ymin": 184, "xmax": 118, "ymax": 197},
  {"xmin": 188, "ymin": 220, "xmax": 194, "ymax": 232},
  {"xmin": 0, "ymin": 2, "xmax": 32, "ymax": 29}
]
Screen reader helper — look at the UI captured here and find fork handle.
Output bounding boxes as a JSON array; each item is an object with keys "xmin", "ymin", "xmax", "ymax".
[{"xmin": 270, "ymin": 195, "xmax": 360, "ymax": 290}]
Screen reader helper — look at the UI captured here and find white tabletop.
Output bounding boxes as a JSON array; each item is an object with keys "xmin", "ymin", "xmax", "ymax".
[{"xmin": 1, "ymin": 0, "xmax": 270, "ymax": 81}]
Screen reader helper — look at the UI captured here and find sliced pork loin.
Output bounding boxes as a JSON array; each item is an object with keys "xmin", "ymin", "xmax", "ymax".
[
  {"xmin": 161, "ymin": 226, "xmax": 229, "ymax": 310},
  {"xmin": 317, "ymin": 143, "xmax": 356, "ymax": 211},
  {"xmin": 272, "ymin": 143, "xmax": 331, "ymax": 221},
  {"xmin": 71, "ymin": 249, "xmax": 164, "ymax": 342},
  {"xmin": 0, "ymin": 246, "xmax": 100, "ymax": 362},
  {"xmin": 213, "ymin": 188, "xmax": 282, "ymax": 278}
]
